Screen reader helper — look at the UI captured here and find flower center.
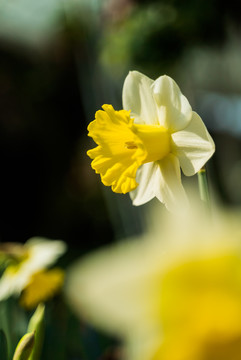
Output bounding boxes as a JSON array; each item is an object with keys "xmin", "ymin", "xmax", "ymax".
[
  {"xmin": 125, "ymin": 141, "xmax": 138, "ymax": 150},
  {"xmin": 127, "ymin": 124, "xmax": 171, "ymax": 163}
]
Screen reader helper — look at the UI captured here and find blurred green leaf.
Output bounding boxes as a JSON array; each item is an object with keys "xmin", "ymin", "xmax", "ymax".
[
  {"xmin": 0, "ymin": 329, "xmax": 8, "ymax": 360},
  {"xmin": 12, "ymin": 332, "xmax": 35, "ymax": 360},
  {"xmin": 27, "ymin": 304, "xmax": 45, "ymax": 360}
]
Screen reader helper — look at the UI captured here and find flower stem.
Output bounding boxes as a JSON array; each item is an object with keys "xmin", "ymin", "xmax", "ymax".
[{"xmin": 198, "ymin": 166, "xmax": 210, "ymax": 210}]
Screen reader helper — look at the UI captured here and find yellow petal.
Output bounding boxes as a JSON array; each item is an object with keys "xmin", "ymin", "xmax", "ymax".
[
  {"xmin": 20, "ymin": 268, "xmax": 64, "ymax": 309},
  {"xmin": 87, "ymin": 104, "xmax": 146, "ymax": 193},
  {"xmin": 158, "ymin": 252, "xmax": 241, "ymax": 360},
  {"xmin": 87, "ymin": 104, "xmax": 171, "ymax": 194}
]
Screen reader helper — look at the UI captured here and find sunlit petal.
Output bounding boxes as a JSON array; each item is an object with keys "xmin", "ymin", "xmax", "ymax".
[
  {"xmin": 152, "ymin": 75, "xmax": 192, "ymax": 131},
  {"xmin": 130, "ymin": 163, "xmax": 157, "ymax": 205},
  {"xmin": 155, "ymin": 154, "xmax": 189, "ymax": 212},
  {"xmin": 123, "ymin": 71, "xmax": 158, "ymax": 125},
  {"xmin": 172, "ymin": 112, "xmax": 215, "ymax": 176}
]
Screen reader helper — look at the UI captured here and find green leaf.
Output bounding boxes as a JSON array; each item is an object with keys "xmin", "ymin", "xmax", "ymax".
[
  {"xmin": 12, "ymin": 332, "xmax": 35, "ymax": 360},
  {"xmin": 0, "ymin": 329, "xmax": 8, "ymax": 360},
  {"xmin": 27, "ymin": 304, "xmax": 45, "ymax": 360}
]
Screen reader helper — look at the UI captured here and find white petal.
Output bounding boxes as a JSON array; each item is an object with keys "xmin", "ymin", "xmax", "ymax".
[
  {"xmin": 152, "ymin": 75, "xmax": 193, "ymax": 132},
  {"xmin": 123, "ymin": 71, "xmax": 159, "ymax": 125},
  {"xmin": 130, "ymin": 163, "xmax": 158, "ymax": 206},
  {"xmin": 0, "ymin": 273, "xmax": 21, "ymax": 300},
  {"xmin": 26, "ymin": 237, "xmax": 67, "ymax": 272},
  {"xmin": 66, "ymin": 239, "xmax": 165, "ymax": 339},
  {"xmin": 171, "ymin": 112, "xmax": 215, "ymax": 176},
  {"xmin": 155, "ymin": 154, "xmax": 189, "ymax": 212}
]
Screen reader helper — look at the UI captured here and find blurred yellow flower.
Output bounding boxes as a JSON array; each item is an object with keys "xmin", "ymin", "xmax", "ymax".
[
  {"xmin": 87, "ymin": 71, "xmax": 215, "ymax": 211},
  {"xmin": 0, "ymin": 237, "xmax": 66, "ymax": 305},
  {"xmin": 20, "ymin": 268, "xmax": 65, "ymax": 309},
  {"xmin": 66, "ymin": 211, "xmax": 241, "ymax": 360}
]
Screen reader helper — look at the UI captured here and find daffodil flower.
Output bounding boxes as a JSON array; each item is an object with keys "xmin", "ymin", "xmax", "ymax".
[
  {"xmin": 87, "ymin": 71, "xmax": 215, "ymax": 211},
  {"xmin": 66, "ymin": 211, "xmax": 241, "ymax": 360},
  {"xmin": 0, "ymin": 237, "xmax": 66, "ymax": 303}
]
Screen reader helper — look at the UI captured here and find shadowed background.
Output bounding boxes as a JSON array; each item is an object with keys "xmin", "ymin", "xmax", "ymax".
[{"xmin": 1, "ymin": 0, "xmax": 241, "ymax": 252}]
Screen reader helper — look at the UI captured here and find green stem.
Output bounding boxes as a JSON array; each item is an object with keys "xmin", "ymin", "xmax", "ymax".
[{"xmin": 198, "ymin": 166, "xmax": 210, "ymax": 209}]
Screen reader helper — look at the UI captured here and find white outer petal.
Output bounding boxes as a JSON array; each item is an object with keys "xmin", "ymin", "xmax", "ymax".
[
  {"xmin": 130, "ymin": 156, "xmax": 189, "ymax": 213},
  {"xmin": 171, "ymin": 112, "xmax": 215, "ymax": 176},
  {"xmin": 130, "ymin": 163, "xmax": 158, "ymax": 206},
  {"xmin": 123, "ymin": 71, "xmax": 159, "ymax": 125},
  {"xmin": 155, "ymin": 154, "xmax": 189, "ymax": 213},
  {"xmin": 152, "ymin": 75, "xmax": 193, "ymax": 131}
]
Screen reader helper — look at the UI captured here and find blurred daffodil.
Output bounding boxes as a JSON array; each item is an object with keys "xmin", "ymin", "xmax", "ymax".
[
  {"xmin": 66, "ymin": 210, "xmax": 241, "ymax": 360},
  {"xmin": 87, "ymin": 71, "xmax": 215, "ymax": 211},
  {"xmin": 0, "ymin": 237, "xmax": 66, "ymax": 307}
]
